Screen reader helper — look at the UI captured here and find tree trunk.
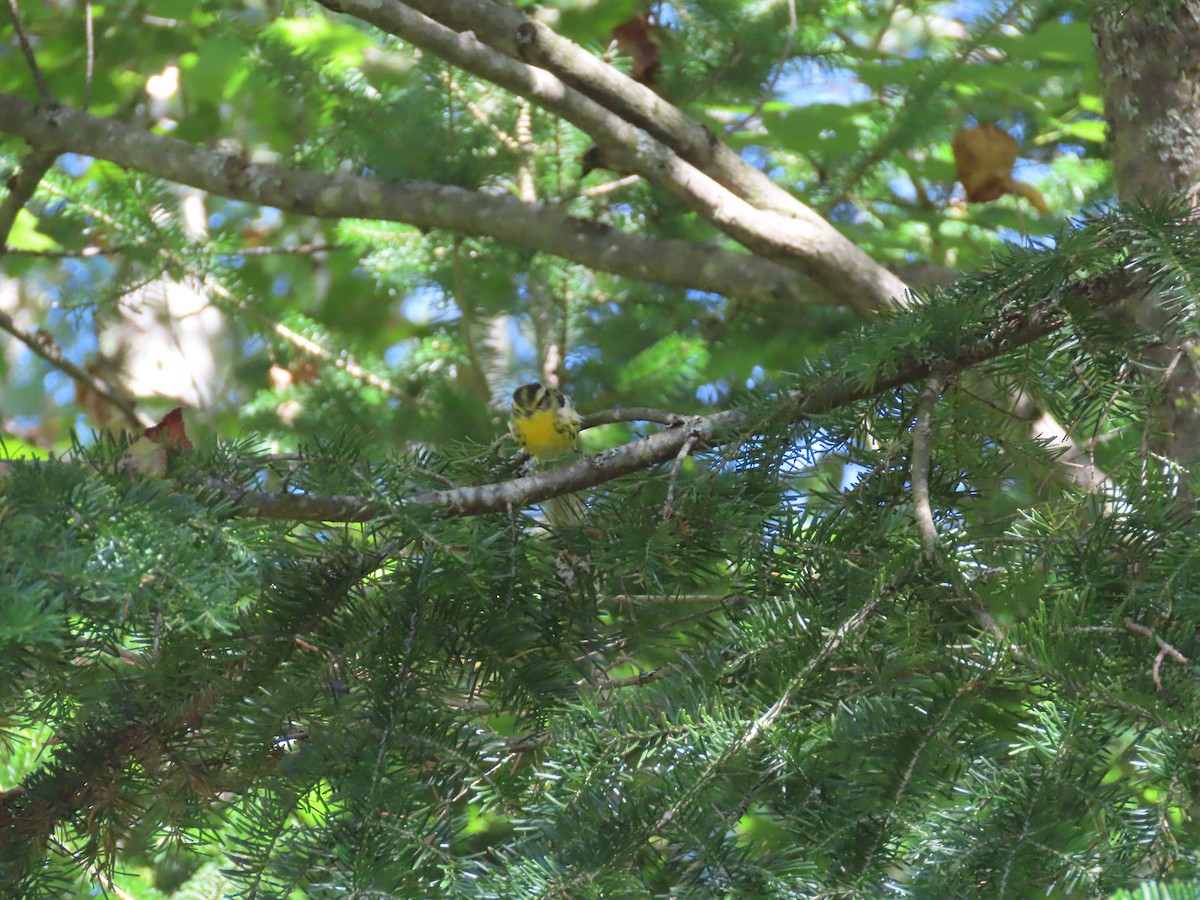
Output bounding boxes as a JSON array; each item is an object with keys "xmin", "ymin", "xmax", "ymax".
[{"xmin": 1094, "ymin": 4, "xmax": 1200, "ymax": 489}]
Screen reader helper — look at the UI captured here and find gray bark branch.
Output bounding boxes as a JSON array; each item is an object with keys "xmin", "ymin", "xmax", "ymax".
[
  {"xmin": 0, "ymin": 93, "xmax": 823, "ymax": 307},
  {"xmin": 230, "ymin": 269, "xmax": 1132, "ymax": 522},
  {"xmin": 316, "ymin": 0, "xmax": 907, "ymax": 315}
]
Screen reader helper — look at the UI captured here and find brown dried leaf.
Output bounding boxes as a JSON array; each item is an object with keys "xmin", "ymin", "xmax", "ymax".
[{"xmin": 952, "ymin": 124, "xmax": 1049, "ymax": 213}]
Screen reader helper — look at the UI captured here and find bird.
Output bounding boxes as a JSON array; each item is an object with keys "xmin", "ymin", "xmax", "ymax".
[{"xmin": 509, "ymin": 382, "xmax": 585, "ymax": 525}]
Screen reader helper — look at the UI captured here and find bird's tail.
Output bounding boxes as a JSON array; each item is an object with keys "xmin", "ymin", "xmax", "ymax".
[{"xmin": 542, "ymin": 491, "xmax": 586, "ymax": 528}]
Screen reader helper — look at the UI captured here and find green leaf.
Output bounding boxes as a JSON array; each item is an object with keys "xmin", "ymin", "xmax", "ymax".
[
  {"xmin": 762, "ymin": 102, "xmax": 867, "ymax": 158},
  {"xmin": 6, "ymin": 208, "xmax": 60, "ymax": 252}
]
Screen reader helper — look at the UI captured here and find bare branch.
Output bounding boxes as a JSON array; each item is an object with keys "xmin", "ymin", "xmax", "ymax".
[
  {"xmin": 316, "ymin": 0, "xmax": 906, "ymax": 315},
  {"xmin": 1123, "ymin": 617, "xmax": 1192, "ymax": 697},
  {"xmin": 0, "ymin": 309, "xmax": 149, "ymax": 430},
  {"xmin": 911, "ymin": 364, "xmax": 950, "ymax": 557},
  {"xmin": 581, "ymin": 174, "xmax": 640, "ymax": 197},
  {"xmin": 221, "ymin": 268, "xmax": 1131, "ymax": 522},
  {"xmin": 400, "ymin": 0, "xmax": 817, "ymax": 222},
  {"xmin": 581, "ymin": 406, "xmax": 686, "ymax": 429},
  {"xmin": 662, "ymin": 423, "xmax": 702, "ymax": 522},
  {"xmin": 597, "ymin": 669, "xmax": 667, "ymax": 690},
  {"xmin": 0, "ymin": 148, "xmax": 58, "ymax": 250},
  {"xmin": 83, "ymin": 2, "xmax": 95, "ymax": 110},
  {"xmin": 729, "ymin": 0, "xmax": 799, "ymax": 134},
  {"xmin": 5, "ymin": 0, "xmax": 54, "ymax": 102},
  {"xmin": 0, "ymin": 91, "xmax": 823, "ymax": 308}
]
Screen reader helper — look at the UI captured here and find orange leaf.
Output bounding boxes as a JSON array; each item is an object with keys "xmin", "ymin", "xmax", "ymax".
[
  {"xmin": 125, "ymin": 407, "xmax": 192, "ymax": 478},
  {"xmin": 140, "ymin": 407, "xmax": 193, "ymax": 451},
  {"xmin": 611, "ymin": 13, "xmax": 660, "ymax": 87}
]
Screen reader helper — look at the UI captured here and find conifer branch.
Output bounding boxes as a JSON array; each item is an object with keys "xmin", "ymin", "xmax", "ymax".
[
  {"xmin": 231, "ymin": 268, "xmax": 1133, "ymax": 522},
  {"xmin": 0, "ymin": 92, "xmax": 823, "ymax": 308},
  {"xmin": 598, "ymin": 583, "xmax": 888, "ymax": 893},
  {"xmin": 0, "ymin": 548, "xmax": 383, "ymax": 881}
]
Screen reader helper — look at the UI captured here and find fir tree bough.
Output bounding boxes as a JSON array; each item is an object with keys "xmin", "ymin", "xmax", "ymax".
[{"xmin": 3, "ymin": 1, "xmax": 1200, "ymax": 897}]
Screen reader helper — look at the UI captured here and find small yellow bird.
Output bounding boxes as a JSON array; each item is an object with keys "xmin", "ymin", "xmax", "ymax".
[
  {"xmin": 509, "ymin": 382, "xmax": 582, "ymax": 461},
  {"xmin": 509, "ymin": 382, "xmax": 584, "ymax": 525}
]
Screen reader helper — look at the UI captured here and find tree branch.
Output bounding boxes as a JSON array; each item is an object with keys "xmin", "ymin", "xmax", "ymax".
[
  {"xmin": 372, "ymin": 0, "xmax": 1113, "ymax": 501},
  {"xmin": 911, "ymin": 364, "xmax": 950, "ymax": 557},
  {"xmin": 401, "ymin": 0, "xmax": 813, "ymax": 220},
  {"xmin": 227, "ymin": 269, "xmax": 1132, "ymax": 523},
  {"xmin": 0, "ymin": 309, "xmax": 149, "ymax": 430},
  {"xmin": 5, "ymin": 0, "xmax": 54, "ymax": 102},
  {"xmin": 0, "ymin": 147, "xmax": 58, "ymax": 247},
  {"xmin": 316, "ymin": 0, "xmax": 906, "ymax": 315},
  {"xmin": 369, "ymin": 0, "xmax": 1112, "ymax": 494},
  {"xmin": 0, "ymin": 92, "xmax": 825, "ymax": 308}
]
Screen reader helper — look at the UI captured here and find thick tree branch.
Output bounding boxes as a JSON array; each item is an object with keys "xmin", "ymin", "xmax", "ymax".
[
  {"xmin": 316, "ymin": 0, "xmax": 907, "ymax": 316},
  {"xmin": 368, "ymin": 0, "xmax": 1116, "ymax": 493},
  {"xmin": 402, "ymin": 0, "xmax": 814, "ymax": 221},
  {"xmin": 0, "ymin": 93, "xmax": 823, "ymax": 307},
  {"xmin": 230, "ymin": 269, "xmax": 1132, "ymax": 523}
]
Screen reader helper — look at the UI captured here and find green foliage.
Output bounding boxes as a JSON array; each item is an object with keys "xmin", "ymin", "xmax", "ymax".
[{"xmin": 4, "ymin": 0, "xmax": 1200, "ymax": 898}]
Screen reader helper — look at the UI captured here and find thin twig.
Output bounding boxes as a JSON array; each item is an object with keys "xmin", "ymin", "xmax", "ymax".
[
  {"xmin": 0, "ymin": 310, "xmax": 149, "ymax": 429},
  {"xmin": 83, "ymin": 2, "xmax": 94, "ymax": 110},
  {"xmin": 911, "ymin": 363, "xmax": 950, "ymax": 557},
  {"xmin": 1123, "ymin": 616, "xmax": 1191, "ymax": 696},
  {"xmin": 2, "ymin": 245, "xmax": 106, "ymax": 258},
  {"xmin": 3, "ymin": 242, "xmax": 344, "ymax": 260},
  {"xmin": 450, "ymin": 236, "xmax": 490, "ymax": 398},
  {"xmin": 605, "ymin": 593, "xmax": 744, "ymax": 606},
  {"xmin": 439, "ymin": 68, "xmax": 521, "ymax": 151},
  {"xmin": 1152, "ymin": 649, "xmax": 1169, "ymax": 697},
  {"xmin": 581, "ymin": 406, "xmax": 686, "ymax": 429},
  {"xmin": 6, "ymin": 0, "xmax": 54, "ymax": 102},
  {"xmin": 580, "ymin": 174, "xmax": 641, "ymax": 197},
  {"xmin": 662, "ymin": 423, "xmax": 701, "ymax": 521},
  {"xmin": 599, "ymin": 668, "xmax": 666, "ymax": 690},
  {"xmin": 648, "ymin": 585, "xmax": 886, "ymax": 833},
  {"xmin": 178, "ymin": 259, "xmax": 419, "ymax": 405},
  {"xmin": 729, "ymin": 0, "xmax": 797, "ymax": 134},
  {"xmin": 235, "ymin": 242, "xmax": 342, "ymax": 256},
  {"xmin": 48, "ymin": 836, "xmax": 136, "ymax": 900}
]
